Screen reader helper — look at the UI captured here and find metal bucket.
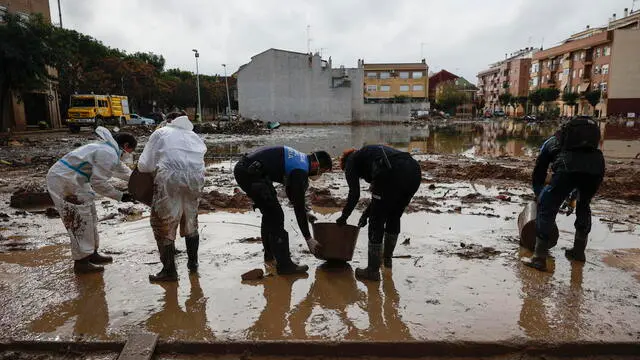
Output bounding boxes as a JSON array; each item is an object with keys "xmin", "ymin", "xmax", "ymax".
[
  {"xmin": 517, "ymin": 200, "xmax": 559, "ymax": 251},
  {"xmin": 311, "ymin": 222, "xmax": 360, "ymax": 261},
  {"xmin": 128, "ymin": 169, "xmax": 154, "ymax": 206}
]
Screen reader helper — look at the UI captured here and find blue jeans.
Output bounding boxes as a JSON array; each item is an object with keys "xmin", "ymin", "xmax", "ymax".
[{"xmin": 536, "ymin": 172, "xmax": 602, "ymax": 243}]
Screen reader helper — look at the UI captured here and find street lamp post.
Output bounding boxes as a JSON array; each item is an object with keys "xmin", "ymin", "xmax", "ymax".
[
  {"xmin": 222, "ymin": 64, "xmax": 231, "ymax": 117},
  {"xmin": 192, "ymin": 49, "xmax": 202, "ymax": 121}
]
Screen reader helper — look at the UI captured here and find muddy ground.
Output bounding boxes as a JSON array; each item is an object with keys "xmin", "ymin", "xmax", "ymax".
[{"xmin": 0, "ymin": 123, "xmax": 639, "ymax": 357}]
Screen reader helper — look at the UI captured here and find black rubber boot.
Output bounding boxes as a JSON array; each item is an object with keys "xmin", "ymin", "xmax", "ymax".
[
  {"xmin": 356, "ymin": 243, "xmax": 382, "ymax": 281},
  {"xmin": 565, "ymin": 231, "xmax": 588, "ymax": 262},
  {"xmin": 261, "ymin": 227, "xmax": 274, "ymax": 262},
  {"xmin": 185, "ymin": 234, "xmax": 199, "ymax": 272},
  {"xmin": 522, "ymin": 237, "xmax": 548, "ymax": 272},
  {"xmin": 89, "ymin": 250, "xmax": 113, "ymax": 264},
  {"xmin": 74, "ymin": 255, "xmax": 104, "ymax": 274},
  {"xmin": 383, "ymin": 233, "xmax": 399, "ymax": 268},
  {"xmin": 272, "ymin": 232, "xmax": 308, "ymax": 275},
  {"xmin": 149, "ymin": 244, "xmax": 178, "ymax": 282}
]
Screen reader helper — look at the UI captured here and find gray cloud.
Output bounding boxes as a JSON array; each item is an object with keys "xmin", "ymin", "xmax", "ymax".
[{"xmin": 53, "ymin": 0, "xmax": 632, "ymax": 81}]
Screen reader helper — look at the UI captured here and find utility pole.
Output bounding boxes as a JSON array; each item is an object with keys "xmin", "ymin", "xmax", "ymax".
[
  {"xmin": 222, "ymin": 64, "xmax": 231, "ymax": 116},
  {"xmin": 306, "ymin": 25, "xmax": 312, "ymax": 53},
  {"xmin": 57, "ymin": 0, "xmax": 62, "ymax": 28},
  {"xmin": 192, "ymin": 49, "xmax": 202, "ymax": 121}
]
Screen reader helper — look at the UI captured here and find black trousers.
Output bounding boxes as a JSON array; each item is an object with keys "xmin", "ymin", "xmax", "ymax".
[
  {"xmin": 234, "ymin": 159, "xmax": 293, "ymax": 266},
  {"xmin": 368, "ymin": 156, "xmax": 421, "ymax": 245}
]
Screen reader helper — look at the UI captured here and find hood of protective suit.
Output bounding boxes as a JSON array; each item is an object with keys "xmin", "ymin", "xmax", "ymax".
[
  {"xmin": 167, "ymin": 116, "xmax": 194, "ymax": 131},
  {"xmin": 95, "ymin": 126, "xmax": 121, "ymax": 157}
]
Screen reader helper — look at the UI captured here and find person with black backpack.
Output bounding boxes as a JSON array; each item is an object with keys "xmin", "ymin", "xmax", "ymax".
[{"xmin": 523, "ymin": 116, "xmax": 605, "ymax": 272}]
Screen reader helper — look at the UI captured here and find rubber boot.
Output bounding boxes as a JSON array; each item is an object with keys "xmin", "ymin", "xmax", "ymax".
[
  {"xmin": 356, "ymin": 243, "xmax": 382, "ymax": 281},
  {"xmin": 261, "ymin": 227, "xmax": 274, "ymax": 262},
  {"xmin": 522, "ymin": 237, "xmax": 548, "ymax": 272},
  {"xmin": 383, "ymin": 233, "xmax": 399, "ymax": 268},
  {"xmin": 149, "ymin": 244, "xmax": 178, "ymax": 282},
  {"xmin": 565, "ymin": 231, "xmax": 587, "ymax": 262},
  {"xmin": 185, "ymin": 234, "xmax": 199, "ymax": 272},
  {"xmin": 89, "ymin": 250, "xmax": 113, "ymax": 264},
  {"xmin": 74, "ymin": 255, "xmax": 104, "ymax": 274},
  {"xmin": 272, "ymin": 232, "xmax": 308, "ymax": 275}
]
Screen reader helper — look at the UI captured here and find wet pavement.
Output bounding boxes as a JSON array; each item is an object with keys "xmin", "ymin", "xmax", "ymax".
[{"xmin": 0, "ymin": 120, "xmax": 639, "ymax": 348}]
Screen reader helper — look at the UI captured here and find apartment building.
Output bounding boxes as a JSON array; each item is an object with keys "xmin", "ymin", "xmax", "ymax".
[
  {"xmin": 477, "ymin": 48, "xmax": 539, "ymax": 113},
  {"xmin": 1, "ymin": 0, "xmax": 61, "ymax": 132},
  {"xmin": 363, "ymin": 61, "xmax": 429, "ymax": 103},
  {"xmin": 530, "ymin": 8, "xmax": 640, "ymax": 117}
]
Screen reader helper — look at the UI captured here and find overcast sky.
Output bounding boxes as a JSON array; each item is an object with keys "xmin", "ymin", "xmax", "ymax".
[{"xmin": 51, "ymin": 0, "xmax": 634, "ymax": 81}]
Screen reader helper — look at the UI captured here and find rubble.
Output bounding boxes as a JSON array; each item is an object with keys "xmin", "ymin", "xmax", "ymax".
[
  {"xmin": 241, "ymin": 268, "xmax": 264, "ymax": 281},
  {"xmin": 193, "ymin": 120, "xmax": 269, "ymax": 135},
  {"xmin": 199, "ymin": 189, "xmax": 252, "ymax": 210},
  {"xmin": 308, "ymin": 187, "xmax": 344, "ymax": 208}
]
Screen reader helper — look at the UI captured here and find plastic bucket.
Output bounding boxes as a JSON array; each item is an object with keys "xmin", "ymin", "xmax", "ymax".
[
  {"xmin": 517, "ymin": 200, "xmax": 559, "ymax": 251},
  {"xmin": 128, "ymin": 169, "xmax": 154, "ymax": 206},
  {"xmin": 311, "ymin": 222, "xmax": 359, "ymax": 261}
]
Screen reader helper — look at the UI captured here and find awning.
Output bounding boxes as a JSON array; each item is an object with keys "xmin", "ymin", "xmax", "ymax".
[{"xmin": 578, "ymin": 82, "xmax": 590, "ymax": 93}]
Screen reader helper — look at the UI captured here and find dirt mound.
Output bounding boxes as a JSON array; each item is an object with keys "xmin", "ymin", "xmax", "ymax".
[
  {"xmin": 199, "ymin": 189, "xmax": 252, "ymax": 210},
  {"xmin": 599, "ymin": 169, "xmax": 640, "ymax": 202},
  {"xmin": 421, "ymin": 160, "xmax": 530, "ymax": 183},
  {"xmin": 309, "ymin": 188, "xmax": 344, "ymax": 207},
  {"xmin": 194, "ymin": 120, "xmax": 268, "ymax": 135}
]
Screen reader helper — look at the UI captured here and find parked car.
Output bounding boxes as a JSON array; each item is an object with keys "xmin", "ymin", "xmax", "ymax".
[
  {"xmin": 523, "ymin": 115, "xmax": 537, "ymax": 122},
  {"xmin": 128, "ymin": 114, "xmax": 156, "ymax": 125},
  {"xmin": 147, "ymin": 112, "xmax": 166, "ymax": 124},
  {"xmin": 493, "ymin": 110, "xmax": 506, "ymax": 117}
]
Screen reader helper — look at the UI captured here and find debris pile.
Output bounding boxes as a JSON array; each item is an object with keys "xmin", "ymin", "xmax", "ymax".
[
  {"xmin": 308, "ymin": 187, "xmax": 345, "ymax": 208},
  {"xmin": 10, "ymin": 183, "xmax": 53, "ymax": 209},
  {"xmin": 193, "ymin": 120, "xmax": 269, "ymax": 135},
  {"xmin": 599, "ymin": 167, "xmax": 640, "ymax": 202},
  {"xmin": 199, "ymin": 189, "xmax": 252, "ymax": 210}
]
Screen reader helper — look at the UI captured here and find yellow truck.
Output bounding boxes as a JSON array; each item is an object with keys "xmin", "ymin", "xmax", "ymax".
[{"xmin": 66, "ymin": 94, "xmax": 131, "ymax": 133}]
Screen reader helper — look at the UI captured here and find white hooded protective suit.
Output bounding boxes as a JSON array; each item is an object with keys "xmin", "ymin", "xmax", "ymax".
[
  {"xmin": 137, "ymin": 116, "xmax": 206, "ymax": 246},
  {"xmin": 46, "ymin": 127, "xmax": 132, "ymax": 260}
]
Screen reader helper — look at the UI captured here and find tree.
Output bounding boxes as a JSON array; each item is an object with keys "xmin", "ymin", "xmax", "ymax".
[
  {"xmin": 528, "ymin": 90, "xmax": 544, "ymax": 114},
  {"xmin": 0, "ymin": 14, "xmax": 63, "ymax": 127},
  {"xmin": 436, "ymin": 82, "xmax": 467, "ymax": 115},
  {"xmin": 498, "ymin": 93, "xmax": 512, "ymax": 113},
  {"xmin": 516, "ymin": 96, "xmax": 528, "ymax": 114},
  {"xmin": 540, "ymin": 88, "xmax": 560, "ymax": 111},
  {"xmin": 584, "ymin": 90, "xmax": 602, "ymax": 115},
  {"xmin": 561, "ymin": 92, "xmax": 580, "ymax": 116}
]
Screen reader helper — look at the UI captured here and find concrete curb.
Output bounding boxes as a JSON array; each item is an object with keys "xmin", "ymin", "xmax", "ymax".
[{"xmin": 2, "ymin": 340, "xmax": 640, "ymax": 357}]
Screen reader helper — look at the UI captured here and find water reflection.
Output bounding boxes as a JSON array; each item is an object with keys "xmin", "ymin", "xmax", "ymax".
[
  {"xmin": 145, "ymin": 274, "xmax": 214, "ymax": 341},
  {"xmin": 202, "ymin": 120, "xmax": 640, "ymax": 160},
  {"xmin": 517, "ymin": 252, "xmax": 586, "ymax": 342},
  {"xmin": 28, "ymin": 272, "xmax": 109, "ymax": 338}
]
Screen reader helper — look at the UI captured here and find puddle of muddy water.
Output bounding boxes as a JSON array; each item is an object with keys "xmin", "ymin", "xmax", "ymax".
[
  {"xmin": 1, "ymin": 203, "xmax": 639, "ymax": 343},
  {"xmin": 201, "ymin": 120, "xmax": 640, "ymax": 160}
]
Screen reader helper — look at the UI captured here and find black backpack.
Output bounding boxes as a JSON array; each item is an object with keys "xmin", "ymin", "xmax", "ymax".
[{"xmin": 558, "ymin": 117, "xmax": 601, "ymax": 151}]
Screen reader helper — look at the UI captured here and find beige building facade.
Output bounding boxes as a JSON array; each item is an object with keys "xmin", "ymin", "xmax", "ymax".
[
  {"xmin": 1, "ymin": 0, "xmax": 61, "ymax": 132},
  {"xmin": 363, "ymin": 61, "xmax": 429, "ymax": 102}
]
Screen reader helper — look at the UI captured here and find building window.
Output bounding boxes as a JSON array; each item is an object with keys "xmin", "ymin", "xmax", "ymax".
[
  {"xmin": 600, "ymin": 82, "xmax": 607, "ymax": 92},
  {"xmin": 604, "ymin": 46, "xmax": 611, "ymax": 56},
  {"xmin": 602, "ymin": 64, "xmax": 609, "ymax": 74},
  {"xmin": 399, "ymin": 72, "xmax": 409, "ymax": 79},
  {"xmin": 412, "ymin": 72, "xmax": 423, "ymax": 79},
  {"xmin": 399, "ymin": 85, "xmax": 410, "ymax": 92},
  {"xmin": 532, "ymin": 77, "xmax": 539, "ymax": 86},
  {"xmin": 579, "ymin": 69, "xmax": 583, "ymax": 78},
  {"xmin": 366, "ymin": 85, "xmax": 377, "ymax": 92},
  {"xmin": 412, "ymin": 85, "xmax": 424, "ymax": 91},
  {"xmin": 573, "ymin": 53, "xmax": 579, "ymax": 61},
  {"xmin": 594, "ymin": 65, "xmax": 601, "ymax": 74},
  {"xmin": 580, "ymin": 52, "xmax": 585, "ymax": 60},
  {"xmin": 596, "ymin": 48, "xmax": 601, "ymax": 57},
  {"xmin": 379, "ymin": 85, "xmax": 391, "ymax": 92},
  {"xmin": 366, "ymin": 72, "xmax": 377, "ymax": 78},
  {"xmin": 573, "ymin": 69, "xmax": 577, "ymax": 79},
  {"xmin": 531, "ymin": 63, "xmax": 539, "ymax": 73},
  {"xmin": 380, "ymin": 72, "xmax": 391, "ymax": 79}
]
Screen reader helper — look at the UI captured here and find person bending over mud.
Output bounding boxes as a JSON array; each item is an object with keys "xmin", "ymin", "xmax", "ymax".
[
  {"xmin": 47, "ymin": 127, "xmax": 137, "ymax": 273},
  {"xmin": 137, "ymin": 112, "xmax": 207, "ymax": 282},
  {"xmin": 337, "ymin": 145, "xmax": 421, "ymax": 281},
  {"xmin": 523, "ymin": 116, "xmax": 605, "ymax": 272},
  {"xmin": 234, "ymin": 146, "xmax": 332, "ymax": 275}
]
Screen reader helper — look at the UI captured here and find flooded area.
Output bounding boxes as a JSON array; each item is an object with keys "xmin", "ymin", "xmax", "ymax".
[{"xmin": 0, "ymin": 120, "xmax": 639, "ymax": 351}]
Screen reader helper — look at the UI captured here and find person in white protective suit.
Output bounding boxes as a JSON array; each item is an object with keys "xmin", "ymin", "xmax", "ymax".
[
  {"xmin": 46, "ymin": 127, "xmax": 137, "ymax": 274},
  {"xmin": 137, "ymin": 112, "xmax": 207, "ymax": 282}
]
